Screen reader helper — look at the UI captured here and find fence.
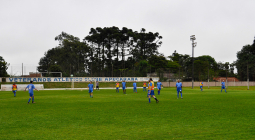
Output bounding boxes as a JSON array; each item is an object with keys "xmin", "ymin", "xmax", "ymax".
[
  {"xmin": 8, "ymin": 64, "xmax": 38, "ymax": 77},
  {"xmin": 161, "ymin": 81, "xmax": 255, "ymax": 87}
]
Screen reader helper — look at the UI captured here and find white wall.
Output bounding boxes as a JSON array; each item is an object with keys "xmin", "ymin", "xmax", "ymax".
[
  {"xmin": 6, "ymin": 77, "xmax": 159, "ymax": 82},
  {"xmin": 1, "ymin": 84, "xmax": 44, "ymax": 91}
]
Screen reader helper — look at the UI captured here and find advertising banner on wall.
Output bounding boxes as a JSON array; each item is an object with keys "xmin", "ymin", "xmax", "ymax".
[{"xmin": 6, "ymin": 77, "xmax": 159, "ymax": 82}]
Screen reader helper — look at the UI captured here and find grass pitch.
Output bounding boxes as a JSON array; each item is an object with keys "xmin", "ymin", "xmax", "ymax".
[{"xmin": 0, "ymin": 87, "xmax": 255, "ymax": 139}]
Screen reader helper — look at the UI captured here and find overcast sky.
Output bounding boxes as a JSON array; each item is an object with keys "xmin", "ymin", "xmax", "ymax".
[{"xmin": 1, "ymin": 0, "xmax": 255, "ymax": 75}]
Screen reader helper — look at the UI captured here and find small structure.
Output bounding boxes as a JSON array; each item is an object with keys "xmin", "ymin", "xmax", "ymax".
[
  {"xmin": 23, "ymin": 72, "xmax": 42, "ymax": 77},
  {"xmin": 213, "ymin": 77, "xmax": 239, "ymax": 82}
]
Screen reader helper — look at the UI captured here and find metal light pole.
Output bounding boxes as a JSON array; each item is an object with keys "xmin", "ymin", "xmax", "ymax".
[
  {"xmin": 190, "ymin": 35, "xmax": 197, "ymax": 89},
  {"xmin": 247, "ymin": 62, "xmax": 249, "ymax": 90},
  {"xmin": 112, "ymin": 63, "xmax": 113, "ymax": 77}
]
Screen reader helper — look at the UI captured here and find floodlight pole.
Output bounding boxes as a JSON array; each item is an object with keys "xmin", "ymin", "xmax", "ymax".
[
  {"xmin": 190, "ymin": 35, "xmax": 197, "ymax": 89},
  {"xmin": 247, "ymin": 62, "xmax": 249, "ymax": 90},
  {"xmin": 22, "ymin": 63, "xmax": 23, "ymax": 77}
]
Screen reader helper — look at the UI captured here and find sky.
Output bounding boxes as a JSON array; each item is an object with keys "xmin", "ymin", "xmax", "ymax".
[{"xmin": 1, "ymin": 0, "xmax": 255, "ymax": 76}]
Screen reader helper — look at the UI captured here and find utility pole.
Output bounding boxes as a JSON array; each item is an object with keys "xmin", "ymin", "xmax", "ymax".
[
  {"xmin": 247, "ymin": 62, "xmax": 249, "ymax": 90},
  {"xmin": 119, "ymin": 44, "xmax": 131, "ymax": 77},
  {"xmin": 190, "ymin": 35, "xmax": 197, "ymax": 89},
  {"xmin": 225, "ymin": 62, "xmax": 228, "ymax": 89},
  {"xmin": 133, "ymin": 65, "xmax": 135, "ymax": 77},
  {"xmin": 179, "ymin": 57, "xmax": 180, "ymax": 80},
  {"xmin": 22, "ymin": 63, "xmax": 23, "ymax": 77},
  {"xmin": 150, "ymin": 65, "xmax": 151, "ymax": 76},
  {"xmin": 208, "ymin": 62, "xmax": 209, "ymax": 89},
  {"xmin": 179, "ymin": 67, "xmax": 180, "ymax": 80}
]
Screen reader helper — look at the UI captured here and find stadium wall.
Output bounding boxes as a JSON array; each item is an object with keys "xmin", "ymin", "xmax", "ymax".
[
  {"xmin": 5, "ymin": 77, "xmax": 159, "ymax": 82},
  {"xmin": 1, "ymin": 84, "xmax": 44, "ymax": 91},
  {"xmin": 161, "ymin": 81, "xmax": 255, "ymax": 87}
]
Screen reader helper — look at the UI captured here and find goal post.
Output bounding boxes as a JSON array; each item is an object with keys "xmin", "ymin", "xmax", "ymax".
[{"xmin": 71, "ymin": 74, "xmax": 74, "ymax": 89}]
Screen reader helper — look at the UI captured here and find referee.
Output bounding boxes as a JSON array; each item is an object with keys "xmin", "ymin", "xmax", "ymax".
[{"xmin": 96, "ymin": 81, "xmax": 99, "ymax": 90}]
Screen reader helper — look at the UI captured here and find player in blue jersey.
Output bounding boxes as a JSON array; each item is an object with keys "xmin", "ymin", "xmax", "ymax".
[
  {"xmin": 24, "ymin": 81, "xmax": 39, "ymax": 104},
  {"xmin": 176, "ymin": 80, "xmax": 183, "ymax": 99},
  {"xmin": 157, "ymin": 80, "xmax": 162, "ymax": 95},
  {"xmin": 221, "ymin": 80, "xmax": 227, "ymax": 93},
  {"xmin": 200, "ymin": 81, "xmax": 203, "ymax": 91},
  {"xmin": 122, "ymin": 80, "xmax": 126, "ymax": 94},
  {"xmin": 88, "ymin": 81, "xmax": 94, "ymax": 98},
  {"xmin": 133, "ymin": 81, "xmax": 137, "ymax": 93}
]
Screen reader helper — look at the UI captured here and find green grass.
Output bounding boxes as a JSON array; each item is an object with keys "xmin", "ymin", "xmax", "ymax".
[{"xmin": 0, "ymin": 87, "xmax": 255, "ymax": 140}]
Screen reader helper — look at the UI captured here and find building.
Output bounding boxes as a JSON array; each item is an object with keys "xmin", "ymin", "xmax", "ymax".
[
  {"xmin": 213, "ymin": 77, "xmax": 239, "ymax": 82},
  {"xmin": 23, "ymin": 72, "xmax": 42, "ymax": 77}
]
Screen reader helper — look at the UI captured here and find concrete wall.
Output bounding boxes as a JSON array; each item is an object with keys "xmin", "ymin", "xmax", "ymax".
[
  {"xmin": 161, "ymin": 81, "xmax": 255, "ymax": 87},
  {"xmin": 1, "ymin": 84, "xmax": 44, "ymax": 91},
  {"xmin": 5, "ymin": 77, "xmax": 159, "ymax": 82}
]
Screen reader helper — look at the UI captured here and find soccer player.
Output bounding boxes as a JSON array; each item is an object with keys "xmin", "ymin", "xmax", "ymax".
[
  {"xmin": 157, "ymin": 80, "xmax": 162, "ymax": 95},
  {"xmin": 12, "ymin": 83, "xmax": 17, "ymax": 97},
  {"xmin": 143, "ymin": 82, "xmax": 147, "ymax": 91},
  {"xmin": 176, "ymin": 80, "xmax": 183, "ymax": 99},
  {"xmin": 133, "ymin": 81, "xmax": 137, "ymax": 93},
  {"xmin": 122, "ymin": 80, "xmax": 126, "ymax": 94},
  {"xmin": 24, "ymin": 81, "xmax": 39, "ymax": 104},
  {"xmin": 88, "ymin": 81, "xmax": 94, "ymax": 98},
  {"xmin": 221, "ymin": 80, "xmax": 227, "ymax": 93},
  {"xmin": 148, "ymin": 78, "xmax": 159, "ymax": 103},
  {"xmin": 200, "ymin": 81, "xmax": 203, "ymax": 91},
  {"xmin": 116, "ymin": 82, "xmax": 120, "ymax": 93},
  {"xmin": 96, "ymin": 81, "xmax": 99, "ymax": 90}
]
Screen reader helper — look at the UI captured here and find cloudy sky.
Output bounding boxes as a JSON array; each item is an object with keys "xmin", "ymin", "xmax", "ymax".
[{"xmin": 1, "ymin": 0, "xmax": 255, "ymax": 75}]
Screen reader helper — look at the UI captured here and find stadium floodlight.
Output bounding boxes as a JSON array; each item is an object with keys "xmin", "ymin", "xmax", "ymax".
[{"xmin": 190, "ymin": 35, "xmax": 197, "ymax": 89}]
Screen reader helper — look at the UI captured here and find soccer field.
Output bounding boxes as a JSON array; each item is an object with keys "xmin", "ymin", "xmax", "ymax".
[{"xmin": 0, "ymin": 87, "xmax": 255, "ymax": 139}]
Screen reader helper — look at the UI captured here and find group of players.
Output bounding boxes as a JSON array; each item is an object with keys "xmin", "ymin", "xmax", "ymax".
[
  {"xmin": 11, "ymin": 78, "xmax": 227, "ymax": 104},
  {"xmin": 114, "ymin": 78, "xmax": 161, "ymax": 103},
  {"xmin": 199, "ymin": 80, "xmax": 227, "ymax": 93},
  {"xmin": 12, "ymin": 81, "xmax": 39, "ymax": 104}
]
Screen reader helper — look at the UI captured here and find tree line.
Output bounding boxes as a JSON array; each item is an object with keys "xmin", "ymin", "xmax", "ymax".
[
  {"xmin": 38, "ymin": 27, "xmax": 163, "ymax": 77},
  {"xmin": 1, "ymin": 27, "xmax": 254, "ymax": 81},
  {"xmin": 235, "ymin": 38, "xmax": 255, "ymax": 81},
  {"xmin": 36, "ymin": 27, "xmax": 255, "ymax": 81}
]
